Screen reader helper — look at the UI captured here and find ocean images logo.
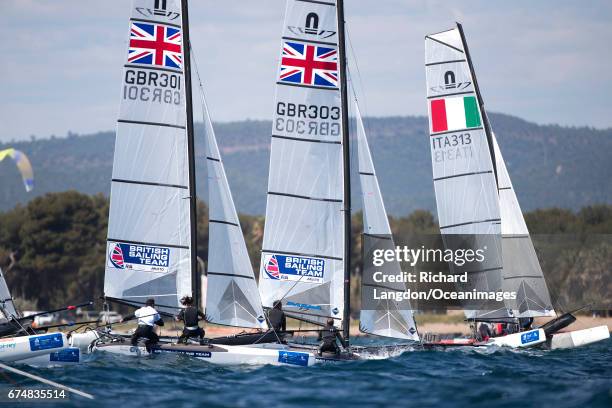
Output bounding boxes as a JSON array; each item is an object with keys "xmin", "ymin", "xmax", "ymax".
[
  {"xmin": 430, "ymin": 70, "xmax": 471, "ymax": 93},
  {"xmin": 288, "ymin": 12, "xmax": 336, "ymax": 39},
  {"xmin": 108, "ymin": 242, "xmax": 170, "ymax": 273},
  {"xmin": 136, "ymin": 0, "xmax": 180, "ymax": 21},
  {"xmin": 263, "ymin": 254, "xmax": 325, "ymax": 284}
]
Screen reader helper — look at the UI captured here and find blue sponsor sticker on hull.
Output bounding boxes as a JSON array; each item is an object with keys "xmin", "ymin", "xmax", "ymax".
[
  {"xmin": 29, "ymin": 333, "xmax": 63, "ymax": 351},
  {"xmin": 521, "ymin": 330, "xmax": 540, "ymax": 344},
  {"xmin": 278, "ymin": 350, "xmax": 309, "ymax": 366},
  {"xmin": 50, "ymin": 348, "xmax": 80, "ymax": 362},
  {"xmin": 263, "ymin": 254, "xmax": 325, "ymax": 284}
]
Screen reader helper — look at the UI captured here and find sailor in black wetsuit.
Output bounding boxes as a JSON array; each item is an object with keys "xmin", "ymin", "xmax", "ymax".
[
  {"xmin": 317, "ymin": 318, "xmax": 346, "ymax": 356},
  {"xmin": 478, "ymin": 322, "xmax": 492, "ymax": 341},
  {"xmin": 267, "ymin": 300, "xmax": 286, "ymax": 332},
  {"xmin": 519, "ymin": 317, "xmax": 534, "ymax": 331},
  {"xmin": 123, "ymin": 298, "xmax": 164, "ymax": 352},
  {"xmin": 175, "ymin": 296, "xmax": 205, "ymax": 344}
]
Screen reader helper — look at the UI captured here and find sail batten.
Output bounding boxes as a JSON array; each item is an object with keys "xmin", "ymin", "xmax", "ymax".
[{"xmin": 258, "ymin": 0, "xmax": 346, "ymax": 327}]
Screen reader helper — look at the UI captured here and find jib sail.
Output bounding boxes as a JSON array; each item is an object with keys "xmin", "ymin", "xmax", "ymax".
[
  {"xmin": 0, "ymin": 267, "xmax": 18, "ymax": 318},
  {"xmin": 202, "ymin": 99, "xmax": 268, "ymax": 329},
  {"xmin": 258, "ymin": 0, "xmax": 346, "ymax": 327},
  {"xmin": 492, "ymin": 133, "xmax": 555, "ymax": 318},
  {"xmin": 104, "ymin": 0, "xmax": 192, "ymax": 315},
  {"xmin": 356, "ymin": 103, "xmax": 419, "ymax": 340}
]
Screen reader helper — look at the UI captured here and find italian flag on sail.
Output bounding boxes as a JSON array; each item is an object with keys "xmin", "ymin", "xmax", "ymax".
[{"xmin": 430, "ymin": 95, "xmax": 481, "ymax": 133}]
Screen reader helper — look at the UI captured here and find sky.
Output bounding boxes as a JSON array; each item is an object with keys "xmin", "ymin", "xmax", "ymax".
[{"xmin": 1, "ymin": 0, "xmax": 611, "ymax": 142}]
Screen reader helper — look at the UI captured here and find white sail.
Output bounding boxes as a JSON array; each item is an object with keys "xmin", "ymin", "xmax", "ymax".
[
  {"xmin": 0, "ymin": 267, "xmax": 18, "ymax": 318},
  {"xmin": 104, "ymin": 0, "xmax": 192, "ymax": 314},
  {"xmin": 258, "ymin": 0, "xmax": 346, "ymax": 326},
  {"xmin": 425, "ymin": 26, "xmax": 507, "ymax": 319},
  {"xmin": 492, "ymin": 133, "xmax": 555, "ymax": 317},
  {"xmin": 356, "ymin": 103, "xmax": 419, "ymax": 340},
  {"xmin": 202, "ymin": 100, "xmax": 268, "ymax": 329}
]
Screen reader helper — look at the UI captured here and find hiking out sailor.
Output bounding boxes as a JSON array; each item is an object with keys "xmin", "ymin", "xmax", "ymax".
[
  {"xmin": 317, "ymin": 318, "xmax": 346, "ymax": 356},
  {"xmin": 267, "ymin": 300, "xmax": 286, "ymax": 332},
  {"xmin": 175, "ymin": 295, "xmax": 205, "ymax": 344},
  {"xmin": 519, "ymin": 317, "xmax": 534, "ymax": 331},
  {"xmin": 478, "ymin": 322, "xmax": 492, "ymax": 341},
  {"xmin": 122, "ymin": 298, "xmax": 164, "ymax": 352}
]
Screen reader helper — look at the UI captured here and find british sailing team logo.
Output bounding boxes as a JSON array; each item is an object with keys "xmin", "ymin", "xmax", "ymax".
[
  {"xmin": 108, "ymin": 242, "xmax": 170, "ymax": 273},
  {"xmin": 288, "ymin": 12, "xmax": 336, "ymax": 39},
  {"xmin": 136, "ymin": 0, "xmax": 180, "ymax": 20},
  {"xmin": 109, "ymin": 243, "xmax": 125, "ymax": 269},
  {"xmin": 263, "ymin": 254, "xmax": 325, "ymax": 284},
  {"xmin": 265, "ymin": 255, "xmax": 280, "ymax": 280},
  {"xmin": 430, "ymin": 70, "xmax": 471, "ymax": 93}
]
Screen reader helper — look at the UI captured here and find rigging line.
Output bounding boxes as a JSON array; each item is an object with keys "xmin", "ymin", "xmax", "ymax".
[{"xmin": 345, "ymin": 24, "xmax": 371, "ymax": 135}]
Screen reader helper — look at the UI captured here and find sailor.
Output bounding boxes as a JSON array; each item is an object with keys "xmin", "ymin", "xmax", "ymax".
[
  {"xmin": 123, "ymin": 298, "xmax": 164, "ymax": 352},
  {"xmin": 317, "ymin": 318, "xmax": 346, "ymax": 356},
  {"xmin": 478, "ymin": 322, "xmax": 492, "ymax": 341},
  {"xmin": 519, "ymin": 317, "xmax": 534, "ymax": 331},
  {"xmin": 175, "ymin": 295, "xmax": 205, "ymax": 344},
  {"xmin": 267, "ymin": 300, "xmax": 286, "ymax": 332}
]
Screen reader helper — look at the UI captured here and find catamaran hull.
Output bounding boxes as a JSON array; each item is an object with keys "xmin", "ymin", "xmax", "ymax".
[
  {"xmin": 0, "ymin": 333, "xmax": 68, "ymax": 362},
  {"xmin": 547, "ymin": 325, "xmax": 610, "ymax": 350},
  {"xmin": 486, "ymin": 328, "xmax": 546, "ymax": 348},
  {"xmin": 68, "ymin": 331, "xmax": 100, "ymax": 353},
  {"xmin": 93, "ymin": 342, "xmax": 316, "ymax": 367},
  {"xmin": 423, "ymin": 330, "xmax": 546, "ymax": 349}
]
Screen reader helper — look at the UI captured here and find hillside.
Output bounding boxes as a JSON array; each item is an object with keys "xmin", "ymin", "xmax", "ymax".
[{"xmin": 1, "ymin": 114, "xmax": 610, "ymax": 215}]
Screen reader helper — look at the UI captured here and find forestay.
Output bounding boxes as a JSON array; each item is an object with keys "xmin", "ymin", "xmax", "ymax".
[
  {"xmin": 104, "ymin": 0, "xmax": 192, "ymax": 314},
  {"xmin": 425, "ymin": 26, "xmax": 507, "ymax": 319},
  {"xmin": 492, "ymin": 133, "xmax": 555, "ymax": 317},
  {"xmin": 202, "ymin": 101, "xmax": 267, "ymax": 329},
  {"xmin": 0, "ymin": 267, "xmax": 18, "ymax": 318},
  {"xmin": 258, "ymin": 0, "xmax": 346, "ymax": 326},
  {"xmin": 356, "ymin": 103, "xmax": 419, "ymax": 340}
]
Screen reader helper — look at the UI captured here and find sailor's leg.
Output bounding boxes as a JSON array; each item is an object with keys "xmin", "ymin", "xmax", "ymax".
[{"xmin": 131, "ymin": 326, "xmax": 143, "ymax": 346}]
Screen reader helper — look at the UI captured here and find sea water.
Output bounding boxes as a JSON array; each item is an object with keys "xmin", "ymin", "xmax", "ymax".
[{"xmin": 4, "ymin": 337, "xmax": 611, "ymax": 407}]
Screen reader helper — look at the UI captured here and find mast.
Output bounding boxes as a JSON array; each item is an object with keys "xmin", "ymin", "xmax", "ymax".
[
  {"xmin": 337, "ymin": 0, "xmax": 351, "ymax": 346},
  {"xmin": 181, "ymin": 0, "xmax": 200, "ymax": 309},
  {"xmin": 456, "ymin": 22, "xmax": 498, "ymax": 186}
]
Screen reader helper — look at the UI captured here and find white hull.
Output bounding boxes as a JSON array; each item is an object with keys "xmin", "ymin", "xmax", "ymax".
[
  {"xmin": 93, "ymin": 342, "xmax": 316, "ymax": 367},
  {"xmin": 486, "ymin": 329, "xmax": 546, "ymax": 348},
  {"xmin": 68, "ymin": 331, "xmax": 100, "ymax": 353},
  {"xmin": 0, "ymin": 333, "xmax": 68, "ymax": 362},
  {"xmin": 548, "ymin": 325, "xmax": 610, "ymax": 350}
]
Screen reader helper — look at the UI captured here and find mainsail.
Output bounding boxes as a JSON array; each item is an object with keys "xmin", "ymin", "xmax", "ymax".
[
  {"xmin": 202, "ymin": 100, "xmax": 267, "ymax": 329},
  {"xmin": 258, "ymin": 0, "xmax": 347, "ymax": 326},
  {"xmin": 425, "ymin": 24, "xmax": 507, "ymax": 319},
  {"xmin": 492, "ymin": 133, "xmax": 555, "ymax": 317},
  {"xmin": 104, "ymin": 0, "xmax": 193, "ymax": 314},
  {"xmin": 0, "ymin": 267, "xmax": 18, "ymax": 318},
  {"xmin": 356, "ymin": 103, "xmax": 419, "ymax": 340}
]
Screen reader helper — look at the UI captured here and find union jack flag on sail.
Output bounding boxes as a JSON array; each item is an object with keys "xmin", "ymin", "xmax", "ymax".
[
  {"xmin": 279, "ymin": 41, "xmax": 338, "ymax": 88},
  {"xmin": 128, "ymin": 22, "xmax": 182, "ymax": 69}
]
